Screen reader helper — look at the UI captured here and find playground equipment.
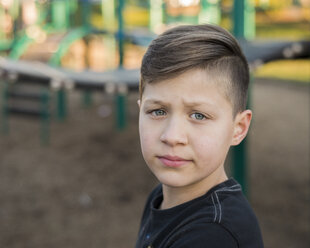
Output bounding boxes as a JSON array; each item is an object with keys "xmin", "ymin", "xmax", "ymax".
[
  {"xmin": 231, "ymin": 0, "xmax": 254, "ymax": 192},
  {"xmin": 2, "ymin": 81, "xmax": 50, "ymax": 144},
  {"xmin": 1, "ymin": 0, "xmax": 254, "ymax": 126},
  {"xmin": 149, "ymin": 0, "xmax": 222, "ymax": 30},
  {"xmin": 0, "ymin": 0, "xmax": 309, "ymax": 192},
  {"xmin": 0, "ymin": 0, "xmax": 151, "ymax": 128}
]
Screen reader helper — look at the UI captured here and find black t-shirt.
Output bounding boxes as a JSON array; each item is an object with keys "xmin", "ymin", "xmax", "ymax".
[{"xmin": 135, "ymin": 178, "xmax": 264, "ymax": 248}]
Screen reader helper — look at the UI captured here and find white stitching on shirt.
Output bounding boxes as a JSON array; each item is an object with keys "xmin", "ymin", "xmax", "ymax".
[
  {"xmin": 216, "ymin": 188, "xmax": 242, "ymax": 193},
  {"xmin": 216, "ymin": 185, "xmax": 241, "ymax": 191},
  {"xmin": 212, "ymin": 184, "xmax": 242, "ymax": 224},
  {"xmin": 214, "ymin": 192, "xmax": 222, "ymax": 223},
  {"xmin": 211, "ymin": 194, "xmax": 217, "ymax": 222}
]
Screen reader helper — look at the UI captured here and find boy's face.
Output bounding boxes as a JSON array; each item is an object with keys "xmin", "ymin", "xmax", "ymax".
[{"xmin": 138, "ymin": 69, "xmax": 251, "ymax": 190}]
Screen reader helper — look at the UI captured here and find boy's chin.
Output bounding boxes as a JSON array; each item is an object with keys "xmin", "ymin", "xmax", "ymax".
[{"xmin": 155, "ymin": 174, "xmax": 194, "ymax": 189}]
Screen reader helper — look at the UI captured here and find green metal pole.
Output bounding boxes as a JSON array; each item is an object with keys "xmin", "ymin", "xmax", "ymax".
[
  {"xmin": 199, "ymin": 0, "xmax": 221, "ymax": 24},
  {"xmin": 1, "ymin": 81, "xmax": 9, "ymax": 134},
  {"xmin": 82, "ymin": 90, "xmax": 92, "ymax": 108},
  {"xmin": 56, "ymin": 88, "xmax": 67, "ymax": 121},
  {"xmin": 232, "ymin": 140, "xmax": 248, "ymax": 194},
  {"xmin": 149, "ymin": 0, "xmax": 163, "ymax": 32},
  {"xmin": 40, "ymin": 90, "xmax": 50, "ymax": 145},
  {"xmin": 115, "ymin": 92, "xmax": 127, "ymax": 130},
  {"xmin": 50, "ymin": 0, "xmax": 71, "ymax": 121},
  {"xmin": 81, "ymin": 0, "xmax": 93, "ymax": 107},
  {"xmin": 0, "ymin": 7, "xmax": 5, "ymax": 40},
  {"xmin": 9, "ymin": 0, "xmax": 19, "ymax": 47},
  {"xmin": 233, "ymin": 0, "xmax": 255, "ymax": 40},
  {"xmin": 232, "ymin": 74, "xmax": 253, "ymax": 196},
  {"xmin": 9, "ymin": 0, "xmax": 20, "ymax": 21},
  {"xmin": 233, "ymin": 0, "xmax": 245, "ymax": 39},
  {"xmin": 102, "ymin": 0, "xmax": 116, "ymax": 30},
  {"xmin": 51, "ymin": 0, "xmax": 70, "ymax": 31},
  {"xmin": 68, "ymin": 0, "xmax": 78, "ymax": 27},
  {"xmin": 117, "ymin": 0, "xmax": 125, "ymax": 67},
  {"xmin": 115, "ymin": 0, "xmax": 127, "ymax": 130},
  {"xmin": 244, "ymin": 0, "xmax": 256, "ymax": 39},
  {"xmin": 81, "ymin": 0, "xmax": 91, "ymax": 28},
  {"xmin": 232, "ymin": 0, "xmax": 255, "ymax": 195},
  {"xmin": 102, "ymin": 0, "xmax": 117, "ymax": 69}
]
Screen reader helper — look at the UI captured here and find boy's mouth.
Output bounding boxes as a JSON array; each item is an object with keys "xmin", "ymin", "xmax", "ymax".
[{"xmin": 157, "ymin": 155, "xmax": 191, "ymax": 168}]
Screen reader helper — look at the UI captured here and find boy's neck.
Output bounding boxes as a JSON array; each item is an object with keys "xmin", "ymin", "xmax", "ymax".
[{"xmin": 160, "ymin": 169, "xmax": 228, "ymax": 210}]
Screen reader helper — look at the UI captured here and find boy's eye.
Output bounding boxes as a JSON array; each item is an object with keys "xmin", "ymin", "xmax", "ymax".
[
  {"xmin": 190, "ymin": 112, "xmax": 206, "ymax": 120},
  {"xmin": 151, "ymin": 109, "xmax": 166, "ymax": 116}
]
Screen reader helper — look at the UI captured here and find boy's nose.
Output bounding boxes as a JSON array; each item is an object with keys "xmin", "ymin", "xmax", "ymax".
[{"xmin": 160, "ymin": 117, "xmax": 188, "ymax": 146}]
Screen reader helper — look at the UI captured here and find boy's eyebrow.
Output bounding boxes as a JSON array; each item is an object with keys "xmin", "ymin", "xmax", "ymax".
[
  {"xmin": 182, "ymin": 99, "xmax": 216, "ymax": 108},
  {"xmin": 143, "ymin": 98, "xmax": 217, "ymax": 108},
  {"xmin": 143, "ymin": 99, "xmax": 170, "ymax": 106}
]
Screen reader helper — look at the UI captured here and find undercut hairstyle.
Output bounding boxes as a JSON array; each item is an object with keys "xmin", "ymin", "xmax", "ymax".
[{"xmin": 139, "ymin": 24, "xmax": 250, "ymax": 117}]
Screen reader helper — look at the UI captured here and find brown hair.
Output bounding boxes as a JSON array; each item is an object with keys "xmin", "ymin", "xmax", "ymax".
[{"xmin": 139, "ymin": 24, "xmax": 249, "ymax": 117}]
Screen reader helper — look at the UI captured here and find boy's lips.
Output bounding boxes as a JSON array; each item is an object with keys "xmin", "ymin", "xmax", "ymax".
[{"xmin": 157, "ymin": 155, "xmax": 191, "ymax": 168}]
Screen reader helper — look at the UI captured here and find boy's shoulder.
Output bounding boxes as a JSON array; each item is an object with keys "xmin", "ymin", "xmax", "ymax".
[
  {"xmin": 137, "ymin": 179, "xmax": 264, "ymax": 248},
  {"xmin": 209, "ymin": 179, "xmax": 264, "ymax": 247}
]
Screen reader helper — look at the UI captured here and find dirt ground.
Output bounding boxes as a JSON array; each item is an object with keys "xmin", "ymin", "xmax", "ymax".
[{"xmin": 0, "ymin": 77, "xmax": 309, "ymax": 248}]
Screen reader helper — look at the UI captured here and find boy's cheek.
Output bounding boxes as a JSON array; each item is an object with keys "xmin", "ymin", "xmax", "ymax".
[
  {"xmin": 139, "ymin": 125, "xmax": 154, "ymax": 150},
  {"xmin": 141, "ymin": 131, "xmax": 156, "ymax": 148},
  {"xmin": 195, "ymin": 131, "xmax": 230, "ymax": 153},
  {"xmin": 194, "ymin": 139, "xmax": 216, "ymax": 157}
]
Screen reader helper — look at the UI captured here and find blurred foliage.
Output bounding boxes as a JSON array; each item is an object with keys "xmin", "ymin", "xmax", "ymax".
[
  {"xmin": 123, "ymin": 5, "xmax": 149, "ymax": 27},
  {"xmin": 254, "ymin": 59, "xmax": 310, "ymax": 83},
  {"xmin": 256, "ymin": 22, "xmax": 310, "ymax": 40}
]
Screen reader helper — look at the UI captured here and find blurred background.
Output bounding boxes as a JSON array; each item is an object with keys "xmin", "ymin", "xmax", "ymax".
[{"xmin": 0, "ymin": 0, "xmax": 309, "ymax": 247}]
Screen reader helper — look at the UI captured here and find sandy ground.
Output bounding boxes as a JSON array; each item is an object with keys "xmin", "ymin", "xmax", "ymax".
[{"xmin": 0, "ymin": 77, "xmax": 309, "ymax": 248}]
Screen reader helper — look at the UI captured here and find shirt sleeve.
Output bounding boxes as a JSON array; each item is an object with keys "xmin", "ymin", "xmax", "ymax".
[{"xmin": 168, "ymin": 223, "xmax": 238, "ymax": 248}]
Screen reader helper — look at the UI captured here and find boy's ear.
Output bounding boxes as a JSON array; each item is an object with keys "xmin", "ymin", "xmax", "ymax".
[
  {"xmin": 137, "ymin": 99, "xmax": 141, "ymax": 108},
  {"xmin": 231, "ymin": 110, "xmax": 252, "ymax": 146}
]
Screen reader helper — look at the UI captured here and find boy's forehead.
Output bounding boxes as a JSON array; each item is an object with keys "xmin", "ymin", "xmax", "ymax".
[
  {"xmin": 142, "ymin": 70, "xmax": 232, "ymax": 109},
  {"xmin": 144, "ymin": 67, "xmax": 228, "ymax": 89},
  {"xmin": 142, "ymin": 68, "xmax": 227, "ymax": 98}
]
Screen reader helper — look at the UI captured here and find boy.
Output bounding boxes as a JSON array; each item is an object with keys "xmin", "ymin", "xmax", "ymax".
[{"xmin": 136, "ymin": 24, "xmax": 264, "ymax": 248}]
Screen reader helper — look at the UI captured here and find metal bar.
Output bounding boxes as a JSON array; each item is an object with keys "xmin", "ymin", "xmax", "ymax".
[
  {"xmin": 82, "ymin": 90, "xmax": 93, "ymax": 108},
  {"xmin": 6, "ymin": 107, "xmax": 43, "ymax": 117},
  {"xmin": 81, "ymin": 0, "xmax": 91, "ymax": 28},
  {"xmin": 102, "ymin": 0, "xmax": 117, "ymax": 69},
  {"xmin": 7, "ymin": 91, "xmax": 44, "ymax": 101},
  {"xmin": 149, "ymin": 0, "xmax": 163, "ymax": 32},
  {"xmin": 233, "ymin": 0, "xmax": 255, "ymax": 40},
  {"xmin": 115, "ymin": 94, "xmax": 126, "ymax": 130},
  {"xmin": 232, "ymin": 74, "xmax": 253, "ymax": 196},
  {"xmin": 40, "ymin": 90, "xmax": 50, "ymax": 145},
  {"xmin": 233, "ymin": 0, "xmax": 245, "ymax": 39},
  {"xmin": 117, "ymin": 0, "xmax": 125, "ymax": 67},
  {"xmin": 1, "ymin": 81, "xmax": 9, "ymax": 134},
  {"xmin": 51, "ymin": 0, "xmax": 69, "ymax": 31},
  {"xmin": 199, "ymin": 0, "xmax": 221, "ymax": 24},
  {"xmin": 56, "ymin": 89, "xmax": 67, "ymax": 121},
  {"xmin": 232, "ymin": 0, "xmax": 255, "ymax": 195},
  {"xmin": 232, "ymin": 139, "xmax": 247, "ymax": 195}
]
